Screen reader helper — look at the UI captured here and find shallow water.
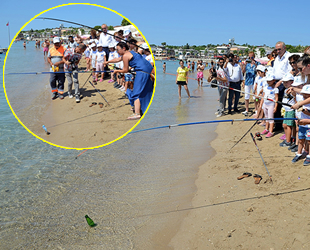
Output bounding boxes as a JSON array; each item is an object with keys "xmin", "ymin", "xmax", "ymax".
[{"xmin": 1, "ymin": 56, "xmax": 219, "ymax": 249}]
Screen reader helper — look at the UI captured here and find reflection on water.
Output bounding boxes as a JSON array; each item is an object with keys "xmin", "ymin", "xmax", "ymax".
[{"xmin": 0, "ymin": 59, "xmax": 219, "ymax": 249}]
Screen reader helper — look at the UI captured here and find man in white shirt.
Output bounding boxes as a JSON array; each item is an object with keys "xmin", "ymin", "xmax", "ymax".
[
  {"xmin": 273, "ymin": 41, "xmax": 292, "ymax": 130},
  {"xmin": 99, "ymin": 24, "xmax": 112, "ymax": 72},
  {"xmin": 224, "ymin": 54, "xmax": 244, "ymax": 114}
]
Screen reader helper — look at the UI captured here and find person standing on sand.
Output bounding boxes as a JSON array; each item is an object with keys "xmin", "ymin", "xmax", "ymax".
[
  {"xmin": 224, "ymin": 53, "xmax": 244, "ymax": 114},
  {"xmin": 242, "ymin": 51, "xmax": 257, "ymax": 116},
  {"xmin": 272, "ymin": 41, "xmax": 292, "ymax": 131},
  {"xmin": 63, "ymin": 43, "xmax": 86, "ymax": 103},
  {"xmin": 99, "ymin": 24, "xmax": 112, "ymax": 72},
  {"xmin": 47, "ymin": 37, "xmax": 65, "ymax": 100},
  {"xmin": 208, "ymin": 58, "xmax": 228, "ymax": 117},
  {"xmin": 176, "ymin": 60, "xmax": 191, "ymax": 98}
]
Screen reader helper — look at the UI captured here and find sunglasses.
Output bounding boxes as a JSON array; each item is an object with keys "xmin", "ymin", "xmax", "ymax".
[
  {"xmin": 276, "ymin": 48, "xmax": 282, "ymax": 51},
  {"xmin": 298, "ymin": 68, "xmax": 303, "ymax": 71},
  {"xmin": 289, "ymin": 61, "xmax": 296, "ymax": 65}
]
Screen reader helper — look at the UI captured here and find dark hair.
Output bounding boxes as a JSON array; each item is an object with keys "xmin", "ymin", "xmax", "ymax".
[
  {"xmin": 179, "ymin": 60, "xmax": 184, "ymax": 64},
  {"xmin": 117, "ymin": 42, "xmax": 129, "ymax": 50},
  {"xmin": 302, "ymin": 54, "xmax": 310, "ymax": 66},
  {"xmin": 289, "ymin": 54, "xmax": 300, "ymax": 62},
  {"xmin": 218, "ymin": 58, "xmax": 224, "ymax": 62},
  {"xmin": 128, "ymin": 38, "xmax": 137, "ymax": 45},
  {"xmin": 69, "ymin": 36, "xmax": 73, "ymax": 39},
  {"xmin": 227, "ymin": 53, "xmax": 234, "ymax": 58},
  {"xmin": 118, "ymin": 30, "xmax": 124, "ymax": 36},
  {"xmin": 78, "ymin": 43, "xmax": 87, "ymax": 50}
]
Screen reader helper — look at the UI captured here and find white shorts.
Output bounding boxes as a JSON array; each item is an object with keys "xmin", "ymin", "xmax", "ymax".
[
  {"xmin": 91, "ymin": 60, "xmax": 96, "ymax": 69},
  {"xmin": 244, "ymin": 85, "xmax": 255, "ymax": 100}
]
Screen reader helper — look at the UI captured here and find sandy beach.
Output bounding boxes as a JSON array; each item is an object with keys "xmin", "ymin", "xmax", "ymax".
[
  {"xmin": 169, "ymin": 94, "xmax": 310, "ymax": 249},
  {"xmin": 21, "ymin": 58, "xmax": 149, "ymax": 149}
]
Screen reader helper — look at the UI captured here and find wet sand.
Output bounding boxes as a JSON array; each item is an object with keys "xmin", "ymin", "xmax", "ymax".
[
  {"xmin": 36, "ymin": 59, "xmax": 146, "ymax": 149},
  {"xmin": 170, "ymin": 96, "xmax": 310, "ymax": 249}
]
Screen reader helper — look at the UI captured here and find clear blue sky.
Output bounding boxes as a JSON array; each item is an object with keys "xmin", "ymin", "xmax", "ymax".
[{"xmin": 0, "ymin": 0, "xmax": 309, "ymax": 48}]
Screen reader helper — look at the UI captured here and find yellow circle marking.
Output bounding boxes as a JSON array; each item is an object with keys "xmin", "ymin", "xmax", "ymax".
[{"xmin": 3, "ymin": 3, "xmax": 156, "ymax": 150}]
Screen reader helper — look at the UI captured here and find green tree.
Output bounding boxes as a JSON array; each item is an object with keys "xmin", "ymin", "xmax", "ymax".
[
  {"xmin": 161, "ymin": 42, "xmax": 166, "ymax": 46},
  {"xmin": 185, "ymin": 43, "xmax": 190, "ymax": 49},
  {"xmin": 259, "ymin": 48, "xmax": 266, "ymax": 57},
  {"xmin": 121, "ymin": 18, "xmax": 131, "ymax": 26},
  {"xmin": 80, "ymin": 29, "xmax": 85, "ymax": 35},
  {"xmin": 93, "ymin": 25, "xmax": 101, "ymax": 31},
  {"xmin": 108, "ymin": 25, "xmax": 114, "ymax": 30}
]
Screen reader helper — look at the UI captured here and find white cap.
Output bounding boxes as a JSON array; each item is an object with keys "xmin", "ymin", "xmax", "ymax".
[
  {"xmin": 256, "ymin": 65, "xmax": 266, "ymax": 72},
  {"xmin": 97, "ymin": 43, "xmax": 103, "ymax": 47},
  {"xmin": 90, "ymin": 43, "xmax": 96, "ymax": 48},
  {"xmin": 265, "ymin": 72, "xmax": 275, "ymax": 81},
  {"xmin": 141, "ymin": 43, "xmax": 149, "ymax": 50},
  {"xmin": 53, "ymin": 37, "xmax": 60, "ymax": 43},
  {"xmin": 282, "ymin": 72, "xmax": 294, "ymax": 82},
  {"xmin": 124, "ymin": 29, "xmax": 131, "ymax": 36},
  {"xmin": 108, "ymin": 42, "xmax": 115, "ymax": 48},
  {"xmin": 301, "ymin": 84, "xmax": 310, "ymax": 94},
  {"xmin": 292, "ymin": 75, "xmax": 306, "ymax": 86}
]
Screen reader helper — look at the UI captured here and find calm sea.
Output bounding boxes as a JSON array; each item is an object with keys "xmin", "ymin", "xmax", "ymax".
[{"xmin": 1, "ymin": 45, "xmax": 219, "ymax": 249}]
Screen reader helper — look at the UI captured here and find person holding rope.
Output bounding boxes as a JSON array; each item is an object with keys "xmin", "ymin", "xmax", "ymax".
[
  {"xmin": 208, "ymin": 58, "xmax": 228, "ymax": 117},
  {"xmin": 104, "ymin": 42, "xmax": 154, "ymax": 120},
  {"xmin": 63, "ymin": 43, "xmax": 86, "ymax": 102}
]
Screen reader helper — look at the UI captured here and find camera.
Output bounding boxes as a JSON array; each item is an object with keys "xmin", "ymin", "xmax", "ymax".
[
  {"xmin": 69, "ymin": 57, "xmax": 79, "ymax": 70},
  {"xmin": 212, "ymin": 70, "xmax": 217, "ymax": 78},
  {"xmin": 229, "ymin": 58, "xmax": 233, "ymax": 63}
]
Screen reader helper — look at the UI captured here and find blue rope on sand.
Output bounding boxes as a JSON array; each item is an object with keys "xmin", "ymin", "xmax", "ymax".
[{"xmin": 129, "ymin": 118, "xmax": 298, "ymax": 134}]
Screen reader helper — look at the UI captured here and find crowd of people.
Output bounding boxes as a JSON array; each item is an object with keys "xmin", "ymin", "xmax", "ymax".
[
  {"xmin": 40, "ymin": 24, "xmax": 154, "ymax": 120},
  {"xmin": 207, "ymin": 41, "xmax": 310, "ymax": 166}
]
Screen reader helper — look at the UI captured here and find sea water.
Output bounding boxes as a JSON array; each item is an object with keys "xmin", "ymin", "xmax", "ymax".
[{"xmin": 1, "ymin": 50, "xmax": 219, "ymax": 249}]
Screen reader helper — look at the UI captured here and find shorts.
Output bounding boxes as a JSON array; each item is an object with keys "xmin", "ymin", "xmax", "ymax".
[
  {"xmin": 177, "ymin": 81, "xmax": 187, "ymax": 85},
  {"xmin": 298, "ymin": 126, "xmax": 310, "ymax": 140},
  {"xmin": 43, "ymin": 47, "xmax": 48, "ymax": 52},
  {"xmin": 283, "ymin": 110, "xmax": 296, "ymax": 127},
  {"xmin": 244, "ymin": 85, "xmax": 255, "ymax": 100},
  {"xmin": 125, "ymin": 73, "xmax": 134, "ymax": 82},
  {"xmin": 91, "ymin": 60, "xmax": 96, "ymax": 69},
  {"xmin": 96, "ymin": 62, "xmax": 104, "ymax": 72},
  {"xmin": 197, "ymin": 71, "xmax": 203, "ymax": 79}
]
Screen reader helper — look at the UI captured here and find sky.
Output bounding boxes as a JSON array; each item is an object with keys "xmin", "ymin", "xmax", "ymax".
[{"xmin": 0, "ymin": 0, "xmax": 309, "ymax": 49}]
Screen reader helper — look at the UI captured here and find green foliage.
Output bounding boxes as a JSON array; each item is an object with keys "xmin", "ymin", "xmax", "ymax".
[
  {"xmin": 93, "ymin": 25, "xmax": 101, "ymax": 31},
  {"xmin": 161, "ymin": 42, "xmax": 166, "ymax": 46},
  {"xmin": 121, "ymin": 18, "xmax": 131, "ymax": 26},
  {"xmin": 259, "ymin": 48, "xmax": 266, "ymax": 57},
  {"xmin": 184, "ymin": 43, "xmax": 190, "ymax": 49},
  {"xmin": 108, "ymin": 25, "xmax": 114, "ymax": 30}
]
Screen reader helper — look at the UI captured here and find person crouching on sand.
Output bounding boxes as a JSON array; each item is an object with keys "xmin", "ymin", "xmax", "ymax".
[{"xmin": 176, "ymin": 60, "xmax": 190, "ymax": 98}]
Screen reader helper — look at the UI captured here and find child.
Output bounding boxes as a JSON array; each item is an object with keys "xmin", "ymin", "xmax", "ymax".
[
  {"xmin": 261, "ymin": 73, "xmax": 279, "ymax": 138},
  {"xmin": 95, "ymin": 44, "xmax": 106, "ymax": 82},
  {"xmin": 253, "ymin": 65, "xmax": 267, "ymax": 120},
  {"xmin": 163, "ymin": 62, "xmax": 166, "ymax": 73},
  {"xmin": 289, "ymin": 75, "xmax": 307, "ymax": 153},
  {"xmin": 108, "ymin": 43, "xmax": 117, "ymax": 83},
  {"xmin": 89, "ymin": 43, "xmax": 97, "ymax": 83},
  {"xmin": 84, "ymin": 42, "xmax": 91, "ymax": 71},
  {"xmin": 292, "ymin": 84, "xmax": 310, "ymax": 165},
  {"xmin": 279, "ymin": 73, "xmax": 296, "ymax": 147}
]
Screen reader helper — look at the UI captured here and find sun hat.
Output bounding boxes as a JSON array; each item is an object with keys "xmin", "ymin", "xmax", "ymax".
[
  {"xmin": 141, "ymin": 43, "xmax": 149, "ymax": 50},
  {"xmin": 282, "ymin": 72, "xmax": 294, "ymax": 82},
  {"xmin": 292, "ymin": 75, "xmax": 307, "ymax": 86},
  {"xmin": 301, "ymin": 84, "xmax": 310, "ymax": 94},
  {"xmin": 53, "ymin": 37, "xmax": 60, "ymax": 43},
  {"xmin": 90, "ymin": 43, "xmax": 96, "ymax": 48},
  {"xmin": 124, "ymin": 29, "xmax": 131, "ymax": 36},
  {"xmin": 256, "ymin": 65, "xmax": 266, "ymax": 72},
  {"xmin": 265, "ymin": 72, "xmax": 275, "ymax": 81}
]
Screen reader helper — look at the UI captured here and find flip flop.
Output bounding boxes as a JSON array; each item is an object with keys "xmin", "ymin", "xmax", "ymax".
[
  {"xmin": 99, "ymin": 102, "xmax": 103, "ymax": 108},
  {"xmin": 237, "ymin": 172, "xmax": 252, "ymax": 180},
  {"xmin": 89, "ymin": 102, "xmax": 97, "ymax": 107},
  {"xmin": 253, "ymin": 174, "xmax": 262, "ymax": 184},
  {"xmin": 127, "ymin": 113, "xmax": 141, "ymax": 120}
]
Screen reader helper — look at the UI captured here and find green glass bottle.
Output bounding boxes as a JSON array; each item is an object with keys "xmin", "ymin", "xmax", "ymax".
[{"xmin": 85, "ymin": 215, "xmax": 96, "ymax": 227}]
